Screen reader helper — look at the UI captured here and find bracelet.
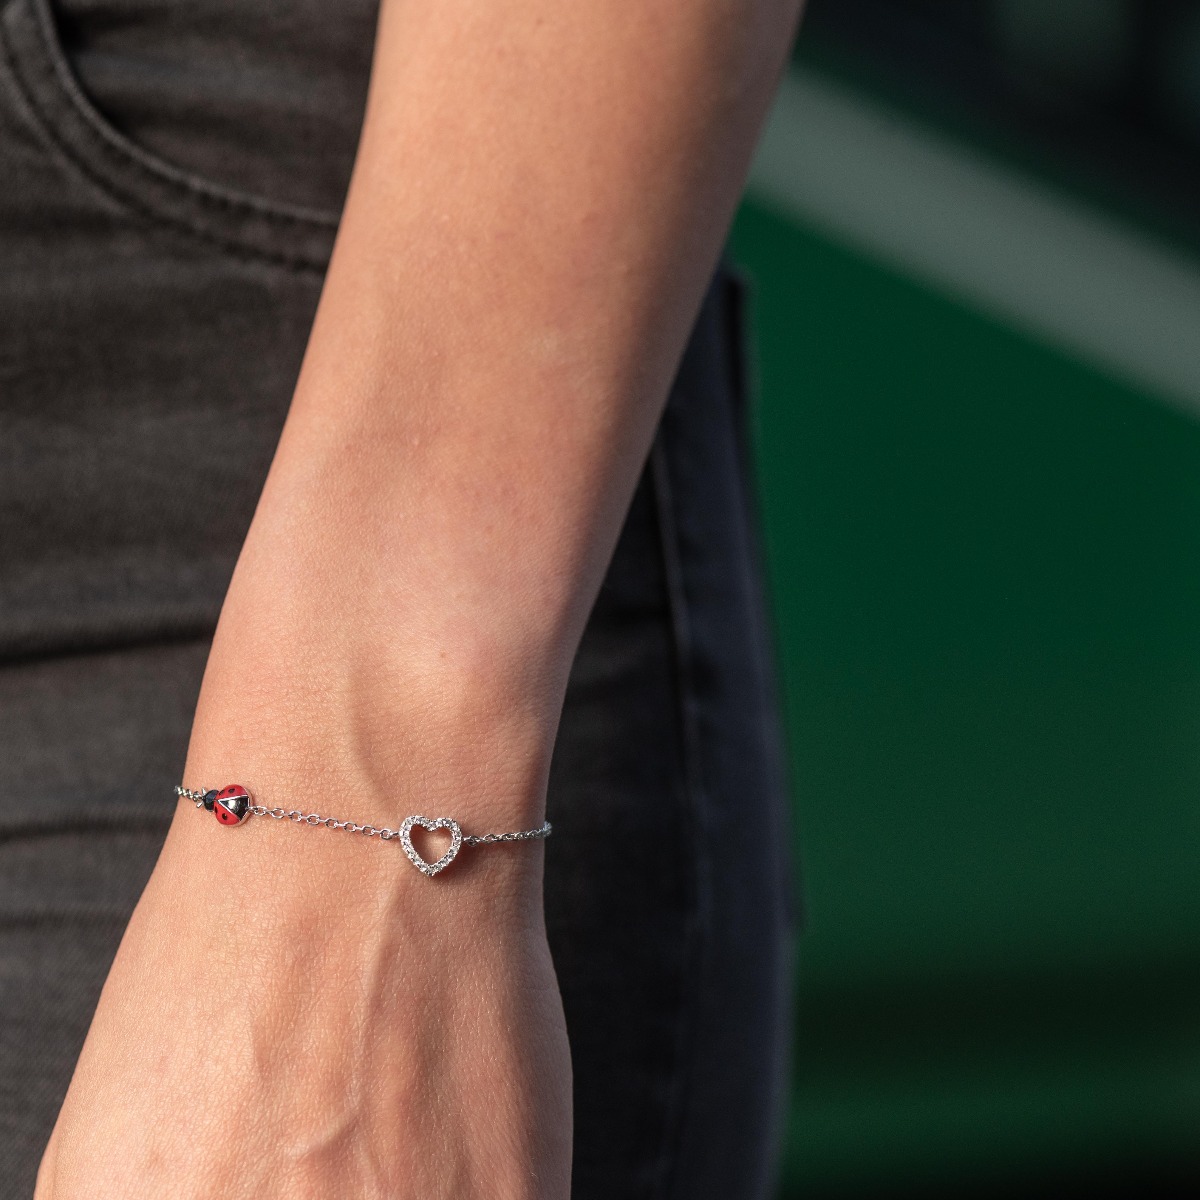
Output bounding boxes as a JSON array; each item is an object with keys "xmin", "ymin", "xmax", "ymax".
[{"xmin": 174, "ymin": 784, "xmax": 551, "ymax": 878}]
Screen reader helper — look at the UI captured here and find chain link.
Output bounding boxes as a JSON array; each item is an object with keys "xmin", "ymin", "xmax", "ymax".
[
  {"xmin": 174, "ymin": 785, "xmax": 551, "ymax": 849},
  {"xmin": 462, "ymin": 829, "xmax": 550, "ymax": 846}
]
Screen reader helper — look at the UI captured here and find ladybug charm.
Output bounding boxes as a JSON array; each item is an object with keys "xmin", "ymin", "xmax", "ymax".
[{"xmin": 212, "ymin": 784, "xmax": 251, "ymax": 826}]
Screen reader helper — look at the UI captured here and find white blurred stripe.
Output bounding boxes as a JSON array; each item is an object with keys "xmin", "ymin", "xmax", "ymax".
[{"xmin": 747, "ymin": 68, "xmax": 1200, "ymax": 415}]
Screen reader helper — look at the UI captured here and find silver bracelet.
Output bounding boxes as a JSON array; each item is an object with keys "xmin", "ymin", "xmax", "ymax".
[{"xmin": 175, "ymin": 784, "xmax": 551, "ymax": 878}]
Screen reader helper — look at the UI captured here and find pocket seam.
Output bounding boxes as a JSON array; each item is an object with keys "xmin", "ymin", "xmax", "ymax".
[
  {"xmin": 720, "ymin": 262, "xmax": 805, "ymax": 934},
  {"xmin": 26, "ymin": 0, "xmax": 339, "ymax": 229},
  {"xmin": 0, "ymin": 0, "xmax": 339, "ymax": 272}
]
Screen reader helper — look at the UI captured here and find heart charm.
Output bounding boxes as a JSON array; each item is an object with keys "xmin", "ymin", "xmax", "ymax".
[{"xmin": 398, "ymin": 815, "xmax": 462, "ymax": 877}]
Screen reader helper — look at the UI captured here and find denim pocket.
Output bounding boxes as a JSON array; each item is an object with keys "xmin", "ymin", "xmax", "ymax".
[{"xmin": 0, "ymin": 0, "xmax": 338, "ymax": 272}]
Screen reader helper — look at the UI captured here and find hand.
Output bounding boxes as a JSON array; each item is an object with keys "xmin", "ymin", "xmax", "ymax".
[{"xmin": 34, "ymin": 768, "xmax": 572, "ymax": 1200}]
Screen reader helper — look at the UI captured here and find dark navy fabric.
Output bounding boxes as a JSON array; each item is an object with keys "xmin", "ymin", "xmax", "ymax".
[{"xmin": 0, "ymin": 2, "xmax": 798, "ymax": 1196}]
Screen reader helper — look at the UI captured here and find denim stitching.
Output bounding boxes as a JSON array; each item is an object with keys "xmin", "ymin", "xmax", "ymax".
[
  {"xmin": 25, "ymin": 0, "xmax": 339, "ymax": 230},
  {"xmin": 0, "ymin": 3, "xmax": 332, "ymax": 272}
]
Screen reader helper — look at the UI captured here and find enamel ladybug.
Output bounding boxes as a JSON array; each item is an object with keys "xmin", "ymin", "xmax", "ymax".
[{"xmin": 211, "ymin": 784, "xmax": 251, "ymax": 826}]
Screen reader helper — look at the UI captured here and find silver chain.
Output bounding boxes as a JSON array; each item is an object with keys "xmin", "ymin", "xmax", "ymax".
[{"xmin": 173, "ymin": 786, "xmax": 551, "ymax": 847}]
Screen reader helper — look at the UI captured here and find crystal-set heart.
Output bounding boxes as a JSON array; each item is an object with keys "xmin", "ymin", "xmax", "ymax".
[{"xmin": 398, "ymin": 814, "xmax": 463, "ymax": 877}]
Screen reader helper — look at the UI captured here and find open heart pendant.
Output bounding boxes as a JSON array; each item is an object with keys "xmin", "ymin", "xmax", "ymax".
[{"xmin": 398, "ymin": 815, "xmax": 463, "ymax": 877}]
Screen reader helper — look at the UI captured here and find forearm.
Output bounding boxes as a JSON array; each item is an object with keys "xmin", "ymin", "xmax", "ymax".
[
  {"xmin": 184, "ymin": 0, "xmax": 802, "ymax": 838},
  {"xmin": 309, "ymin": 0, "xmax": 802, "ymax": 640},
  {"xmin": 189, "ymin": 0, "xmax": 803, "ymax": 812}
]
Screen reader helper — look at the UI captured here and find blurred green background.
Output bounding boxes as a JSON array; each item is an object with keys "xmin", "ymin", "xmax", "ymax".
[{"xmin": 729, "ymin": 2, "xmax": 1200, "ymax": 1195}]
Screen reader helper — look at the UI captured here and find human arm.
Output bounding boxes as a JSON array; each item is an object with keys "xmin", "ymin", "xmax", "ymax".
[{"xmin": 35, "ymin": 1, "xmax": 804, "ymax": 1197}]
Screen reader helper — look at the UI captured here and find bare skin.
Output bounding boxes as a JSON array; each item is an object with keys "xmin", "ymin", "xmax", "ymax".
[{"xmin": 34, "ymin": 1, "xmax": 804, "ymax": 1197}]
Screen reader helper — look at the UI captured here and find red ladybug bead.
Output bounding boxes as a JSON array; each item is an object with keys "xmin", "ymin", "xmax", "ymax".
[{"xmin": 213, "ymin": 784, "xmax": 251, "ymax": 826}]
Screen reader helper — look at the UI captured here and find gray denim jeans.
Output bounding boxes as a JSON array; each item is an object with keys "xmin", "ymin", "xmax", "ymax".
[{"xmin": 0, "ymin": 1, "xmax": 798, "ymax": 1196}]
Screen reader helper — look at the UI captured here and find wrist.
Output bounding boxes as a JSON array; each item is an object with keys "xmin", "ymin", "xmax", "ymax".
[
  {"xmin": 234, "ymin": 381, "xmax": 600, "ymax": 693},
  {"xmin": 188, "ymin": 553, "xmax": 563, "ymax": 814}
]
